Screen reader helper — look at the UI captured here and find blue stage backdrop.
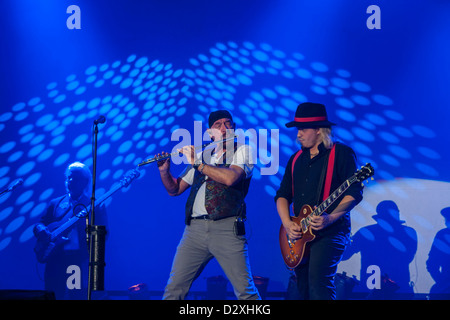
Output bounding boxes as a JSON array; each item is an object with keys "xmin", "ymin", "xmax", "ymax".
[{"xmin": 1, "ymin": 0, "xmax": 449, "ymax": 297}]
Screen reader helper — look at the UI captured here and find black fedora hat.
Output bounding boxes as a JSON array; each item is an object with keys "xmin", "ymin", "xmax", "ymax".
[
  {"xmin": 441, "ymin": 207, "xmax": 450, "ymax": 219},
  {"xmin": 285, "ymin": 102, "xmax": 336, "ymax": 128}
]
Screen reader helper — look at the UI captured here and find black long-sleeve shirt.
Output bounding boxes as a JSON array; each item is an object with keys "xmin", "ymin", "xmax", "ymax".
[{"xmin": 275, "ymin": 142, "xmax": 363, "ymax": 236}]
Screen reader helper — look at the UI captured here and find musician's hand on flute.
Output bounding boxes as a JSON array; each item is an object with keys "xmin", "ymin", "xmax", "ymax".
[
  {"xmin": 156, "ymin": 151, "xmax": 170, "ymax": 172},
  {"xmin": 178, "ymin": 145, "xmax": 197, "ymax": 166}
]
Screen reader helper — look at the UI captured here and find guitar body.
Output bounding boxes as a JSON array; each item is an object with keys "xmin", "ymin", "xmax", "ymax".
[
  {"xmin": 34, "ymin": 219, "xmax": 72, "ymax": 263},
  {"xmin": 34, "ymin": 239, "xmax": 57, "ymax": 264},
  {"xmin": 279, "ymin": 204, "xmax": 316, "ymax": 269}
]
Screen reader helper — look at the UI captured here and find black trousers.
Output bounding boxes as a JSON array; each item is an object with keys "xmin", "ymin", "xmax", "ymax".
[{"xmin": 295, "ymin": 232, "xmax": 348, "ymax": 300}]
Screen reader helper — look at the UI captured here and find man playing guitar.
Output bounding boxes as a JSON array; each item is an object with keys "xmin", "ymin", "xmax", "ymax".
[
  {"xmin": 275, "ymin": 102, "xmax": 364, "ymax": 300},
  {"xmin": 33, "ymin": 162, "xmax": 108, "ymax": 300}
]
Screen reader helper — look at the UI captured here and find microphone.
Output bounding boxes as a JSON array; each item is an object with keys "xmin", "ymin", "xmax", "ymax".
[
  {"xmin": 8, "ymin": 178, "xmax": 23, "ymax": 191},
  {"xmin": 94, "ymin": 115, "xmax": 106, "ymax": 125}
]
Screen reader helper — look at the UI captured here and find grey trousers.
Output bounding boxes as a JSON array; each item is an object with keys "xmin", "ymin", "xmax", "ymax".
[{"xmin": 163, "ymin": 217, "xmax": 260, "ymax": 300}]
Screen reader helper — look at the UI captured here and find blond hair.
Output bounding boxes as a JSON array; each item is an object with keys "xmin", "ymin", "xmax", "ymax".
[{"xmin": 319, "ymin": 127, "xmax": 335, "ymax": 149}]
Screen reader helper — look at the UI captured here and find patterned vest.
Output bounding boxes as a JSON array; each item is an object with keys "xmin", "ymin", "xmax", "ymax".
[{"xmin": 184, "ymin": 145, "xmax": 251, "ymax": 225}]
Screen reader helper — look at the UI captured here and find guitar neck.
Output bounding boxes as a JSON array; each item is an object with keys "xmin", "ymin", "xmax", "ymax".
[
  {"xmin": 92, "ymin": 181, "xmax": 124, "ymax": 209},
  {"xmin": 50, "ymin": 182, "xmax": 124, "ymax": 240},
  {"xmin": 304, "ymin": 163, "xmax": 373, "ymax": 224},
  {"xmin": 311, "ymin": 176, "xmax": 355, "ymax": 218}
]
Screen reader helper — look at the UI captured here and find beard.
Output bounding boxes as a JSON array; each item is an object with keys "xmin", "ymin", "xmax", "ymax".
[{"xmin": 211, "ymin": 130, "xmax": 235, "ymax": 149}]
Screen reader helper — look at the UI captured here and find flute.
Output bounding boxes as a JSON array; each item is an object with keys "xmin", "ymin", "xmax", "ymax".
[{"xmin": 137, "ymin": 135, "xmax": 238, "ymax": 167}]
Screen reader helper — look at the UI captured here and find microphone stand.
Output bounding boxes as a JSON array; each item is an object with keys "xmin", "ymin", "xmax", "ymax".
[{"xmin": 87, "ymin": 119, "xmax": 107, "ymax": 300}]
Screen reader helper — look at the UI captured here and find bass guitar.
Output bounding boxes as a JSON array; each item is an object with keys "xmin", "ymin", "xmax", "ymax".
[
  {"xmin": 279, "ymin": 163, "xmax": 374, "ymax": 269},
  {"xmin": 34, "ymin": 169, "xmax": 140, "ymax": 263}
]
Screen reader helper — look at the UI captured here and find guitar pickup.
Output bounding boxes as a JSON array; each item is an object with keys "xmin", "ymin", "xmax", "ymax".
[
  {"xmin": 286, "ymin": 234, "xmax": 297, "ymax": 248},
  {"xmin": 300, "ymin": 219, "xmax": 308, "ymax": 232}
]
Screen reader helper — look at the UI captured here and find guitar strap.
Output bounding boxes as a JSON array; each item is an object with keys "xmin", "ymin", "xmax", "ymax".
[
  {"xmin": 54, "ymin": 194, "xmax": 74, "ymax": 222},
  {"xmin": 291, "ymin": 144, "xmax": 336, "ymax": 208},
  {"xmin": 315, "ymin": 153, "xmax": 329, "ymax": 205},
  {"xmin": 323, "ymin": 144, "xmax": 336, "ymax": 200},
  {"xmin": 290, "ymin": 150, "xmax": 302, "ymax": 199}
]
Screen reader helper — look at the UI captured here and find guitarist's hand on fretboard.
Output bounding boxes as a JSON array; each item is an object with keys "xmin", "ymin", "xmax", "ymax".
[{"xmin": 309, "ymin": 212, "xmax": 332, "ymax": 231}]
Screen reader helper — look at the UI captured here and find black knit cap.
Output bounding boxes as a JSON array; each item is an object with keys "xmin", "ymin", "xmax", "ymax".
[{"xmin": 208, "ymin": 110, "xmax": 233, "ymax": 128}]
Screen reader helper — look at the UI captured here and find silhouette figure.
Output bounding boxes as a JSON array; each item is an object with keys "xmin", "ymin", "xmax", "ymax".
[
  {"xmin": 427, "ymin": 207, "xmax": 450, "ymax": 298},
  {"xmin": 342, "ymin": 200, "xmax": 417, "ymax": 298}
]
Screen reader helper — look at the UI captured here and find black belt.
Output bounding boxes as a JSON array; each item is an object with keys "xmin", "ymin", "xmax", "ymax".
[{"xmin": 191, "ymin": 215, "xmax": 210, "ymax": 220}]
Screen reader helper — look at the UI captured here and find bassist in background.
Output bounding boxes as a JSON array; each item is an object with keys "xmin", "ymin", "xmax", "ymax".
[
  {"xmin": 275, "ymin": 102, "xmax": 363, "ymax": 300},
  {"xmin": 33, "ymin": 162, "xmax": 107, "ymax": 300}
]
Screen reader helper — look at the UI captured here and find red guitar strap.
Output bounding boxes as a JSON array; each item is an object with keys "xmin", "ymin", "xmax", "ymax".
[
  {"xmin": 291, "ymin": 150, "xmax": 302, "ymax": 198},
  {"xmin": 290, "ymin": 144, "xmax": 336, "ymax": 201},
  {"xmin": 322, "ymin": 144, "xmax": 336, "ymax": 200}
]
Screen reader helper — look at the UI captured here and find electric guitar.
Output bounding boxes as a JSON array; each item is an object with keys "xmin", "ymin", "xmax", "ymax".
[
  {"xmin": 279, "ymin": 163, "xmax": 374, "ymax": 269},
  {"xmin": 34, "ymin": 169, "xmax": 140, "ymax": 263}
]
